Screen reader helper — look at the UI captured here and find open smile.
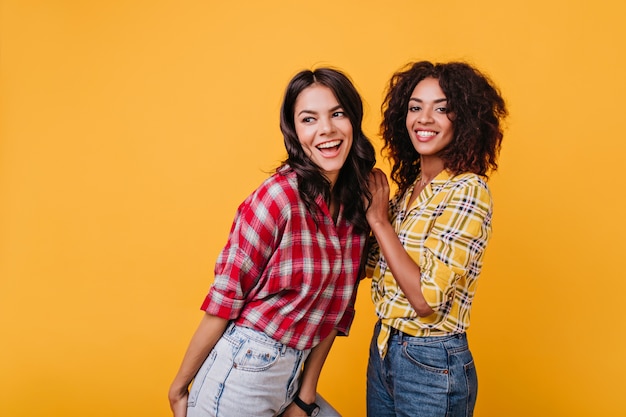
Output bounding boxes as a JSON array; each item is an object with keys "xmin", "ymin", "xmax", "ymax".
[
  {"xmin": 415, "ymin": 130, "xmax": 438, "ymax": 141},
  {"xmin": 316, "ymin": 140, "xmax": 343, "ymax": 153}
]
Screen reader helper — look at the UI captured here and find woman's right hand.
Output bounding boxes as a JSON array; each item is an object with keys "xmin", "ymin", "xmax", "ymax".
[
  {"xmin": 168, "ymin": 385, "xmax": 188, "ymax": 417},
  {"xmin": 167, "ymin": 314, "xmax": 229, "ymax": 417},
  {"xmin": 365, "ymin": 168, "xmax": 391, "ymax": 227}
]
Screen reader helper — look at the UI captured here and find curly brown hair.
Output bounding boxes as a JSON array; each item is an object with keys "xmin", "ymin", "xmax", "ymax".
[{"xmin": 381, "ymin": 61, "xmax": 508, "ymax": 195}]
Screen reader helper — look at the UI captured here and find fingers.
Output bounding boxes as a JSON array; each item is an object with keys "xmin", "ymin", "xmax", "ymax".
[{"xmin": 369, "ymin": 168, "xmax": 389, "ymax": 192}]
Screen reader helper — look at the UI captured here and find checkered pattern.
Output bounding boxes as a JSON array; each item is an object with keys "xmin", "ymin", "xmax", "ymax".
[
  {"xmin": 202, "ymin": 168, "xmax": 366, "ymax": 350},
  {"xmin": 366, "ymin": 171, "xmax": 493, "ymax": 357}
]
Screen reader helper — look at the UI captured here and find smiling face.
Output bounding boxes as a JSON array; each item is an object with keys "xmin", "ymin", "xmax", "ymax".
[
  {"xmin": 405, "ymin": 77, "xmax": 454, "ymax": 161},
  {"xmin": 294, "ymin": 84, "xmax": 353, "ymax": 186}
]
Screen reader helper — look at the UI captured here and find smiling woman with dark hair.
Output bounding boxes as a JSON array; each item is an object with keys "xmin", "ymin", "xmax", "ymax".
[
  {"xmin": 365, "ymin": 61, "xmax": 507, "ymax": 417},
  {"xmin": 169, "ymin": 67, "xmax": 375, "ymax": 417}
]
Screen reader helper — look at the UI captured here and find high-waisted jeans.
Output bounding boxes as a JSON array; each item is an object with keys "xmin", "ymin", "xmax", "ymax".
[
  {"xmin": 367, "ymin": 321, "xmax": 478, "ymax": 417},
  {"xmin": 187, "ymin": 323, "xmax": 341, "ymax": 416}
]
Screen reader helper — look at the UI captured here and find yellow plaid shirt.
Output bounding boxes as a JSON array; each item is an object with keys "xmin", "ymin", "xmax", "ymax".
[{"xmin": 366, "ymin": 170, "xmax": 493, "ymax": 357}]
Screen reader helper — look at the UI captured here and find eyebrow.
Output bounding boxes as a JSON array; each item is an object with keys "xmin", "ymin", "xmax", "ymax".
[
  {"xmin": 409, "ymin": 97, "xmax": 448, "ymax": 104},
  {"xmin": 297, "ymin": 104, "xmax": 344, "ymax": 116}
]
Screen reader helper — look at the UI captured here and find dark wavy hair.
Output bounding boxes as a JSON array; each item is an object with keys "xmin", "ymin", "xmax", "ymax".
[
  {"xmin": 381, "ymin": 61, "xmax": 508, "ymax": 195},
  {"xmin": 279, "ymin": 67, "xmax": 376, "ymax": 233}
]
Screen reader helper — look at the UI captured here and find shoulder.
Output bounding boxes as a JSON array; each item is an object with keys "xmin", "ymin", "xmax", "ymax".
[
  {"xmin": 448, "ymin": 172, "xmax": 488, "ymax": 187},
  {"xmin": 264, "ymin": 169, "xmax": 300, "ymax": 205},
  {"xmin": 447, "ymin": 173, "xmax": 490, "ymax": 197},
  {"xmin": 237, "ymin": 169, "xmax": 300, "ymax": 223},
  {"xmin": 449, "ymin": 174, "xmax": 493, "ymax": 222},
  {"xmin": 250, "ymin": 169, "xmax": 298, "ymax": 202}
]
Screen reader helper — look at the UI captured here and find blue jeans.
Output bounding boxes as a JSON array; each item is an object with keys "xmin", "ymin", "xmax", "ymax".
[
  {"xmin": 187, "ymin": 323, "xmax": 341, "ymax": 417},
  {"xmin": 366, "ymin": 321, "xmax": 477, "ymax": 417}
]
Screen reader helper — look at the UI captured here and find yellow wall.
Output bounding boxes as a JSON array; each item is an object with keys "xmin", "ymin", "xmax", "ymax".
[{"xmin": 1, "ymin": 1, "xmax": 625, "ymax": 416}]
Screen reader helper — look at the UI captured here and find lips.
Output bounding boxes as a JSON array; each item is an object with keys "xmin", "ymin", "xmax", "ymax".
[
  {"xmin": 415, "ymin": 130, "xmax": 437, "ymax": 141},
  {"xmin": 316, "ymin": 140, "xmax": 342, "ymax": 154},
  {"xmin": 317, "ymin": 139, "xmax": 342, "ymax": 149}
]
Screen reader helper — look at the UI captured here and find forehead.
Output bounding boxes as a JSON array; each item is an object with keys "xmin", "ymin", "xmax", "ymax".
[
  {"xmin": 294, "ymin": 85, "xmax": 340, "ymax": 110},
  {"xmin": 410, "ymin": 77, "xmax": 446, "ymax": 98}
]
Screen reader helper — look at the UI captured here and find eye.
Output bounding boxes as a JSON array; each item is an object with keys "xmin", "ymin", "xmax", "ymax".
[
  {"xmin": 408, "ymin": 105, "xmax": 421, "ymax": 112},
  {"xmin": 435, "ymin": 106, "xmax": 447, "ymax": 113},
  {"xmin": 301, "ymin": 116, "xmax": 315, "ymax": 123},
  {"xmin": 332, "ymin": 111, "xmax": 345, "ymax": 118}
]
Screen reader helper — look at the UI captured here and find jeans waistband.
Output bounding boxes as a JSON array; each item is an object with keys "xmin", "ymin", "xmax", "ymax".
[
  {"xmin": 388, "ymin": 325, "xmax": 466, "ymax": 345},
  {"xmin": 225, "ymin": 322, "xmax": 298, "ymax": 355}
]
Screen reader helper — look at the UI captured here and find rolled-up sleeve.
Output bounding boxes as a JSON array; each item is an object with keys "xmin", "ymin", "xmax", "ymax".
[
  {"xmin": 334, "ymin": 278, "xmax": 361, "ymax": 335},
  {"xmin": 201, "ymin": 185, "xmax": 284, "ymax": 319},
  {"xmin": 335, "ymin": 303, "xmax": 355, "ymax": 336},
  {"xmin": 419, "ymin": 183, "xmax": 492, "ymax": 311}
]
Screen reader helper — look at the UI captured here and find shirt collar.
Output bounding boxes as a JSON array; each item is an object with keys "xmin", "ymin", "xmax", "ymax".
[{"xmin": 429, "ymin": 169, "xmax": 454, "ymax": 185}]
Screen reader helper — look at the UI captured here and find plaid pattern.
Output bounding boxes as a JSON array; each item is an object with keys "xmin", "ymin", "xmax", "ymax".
[
  {"xmin": 202, "ymin": 168, "xmax": 366, "ymax": 351},
  {"xmin": 366, "ymin": 170, "xmax": 493, "ymax": 356}
]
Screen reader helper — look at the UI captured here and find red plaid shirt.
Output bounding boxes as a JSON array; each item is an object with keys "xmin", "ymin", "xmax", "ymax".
[{"xmin": 201, "ymin": 168, "xmax": 367, "ymax": 350}]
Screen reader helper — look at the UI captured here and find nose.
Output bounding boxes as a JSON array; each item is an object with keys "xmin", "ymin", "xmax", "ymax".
[
  {"xmin": 418, "ymin": 109, "xmax": 434, "ymax": 124},
  {"xmin": 319, "ymin": 116, "xmax": 335, "ymax": 134}
]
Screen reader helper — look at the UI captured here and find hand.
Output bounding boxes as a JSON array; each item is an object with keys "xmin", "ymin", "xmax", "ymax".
[
  {"xmin": 365, "ymin": 168, "xmax": 391, "ymax": 227},
  {"xmin": 281, "ymin": 402, "xmax": 309, "ymax": 417},
  {"xmin": 168, "ymin": 385, "xmax": 189, "ymax": 417}
]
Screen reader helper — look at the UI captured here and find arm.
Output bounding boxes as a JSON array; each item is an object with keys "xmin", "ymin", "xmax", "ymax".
[
  {"xmin": 281, "ymin": 330, "xmax": 338, "ymax": 417},
  {"xmin": 168, "ymin": 313, "xmax": 229, "ymax": 417},
  {"xmin": 365, "ymin": 169, "xmax": 434, "ymax": 316}
]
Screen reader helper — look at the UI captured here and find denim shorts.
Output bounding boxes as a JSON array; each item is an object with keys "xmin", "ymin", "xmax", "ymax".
[
  {"xmin": 366, "ymin": 321, "xmax": 478, "ymax": 417},
  {"xmin": 187, "ymin": 323, "xmax": 340, "ymax": 417}
]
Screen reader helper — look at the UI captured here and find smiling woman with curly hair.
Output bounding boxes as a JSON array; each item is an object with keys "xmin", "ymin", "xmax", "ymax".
[
  {"xmin": 365, "ymin": 61, "xmax": 508, "ymax": 417},
  {"xmin": 380, "ymin": 61, "xmax": 507, "ymax": 195}
]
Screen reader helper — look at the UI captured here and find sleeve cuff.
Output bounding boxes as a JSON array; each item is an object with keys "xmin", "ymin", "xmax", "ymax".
[
  {"xmin": 335, "ymin": 305, "xmax": 356, "ymax": 336},
  {"xmin": 200, "ymin": 289, "xmax": 245, "ymax": 320}
]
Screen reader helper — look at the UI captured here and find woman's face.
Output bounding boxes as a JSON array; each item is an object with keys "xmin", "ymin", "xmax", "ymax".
[
  {"xmin": 405, "ymin": 77, "xmax": 454, "ymax": 159},
  {"xmin": 294, "ymin": 84, "xmax": 353, "ymax": 186}
]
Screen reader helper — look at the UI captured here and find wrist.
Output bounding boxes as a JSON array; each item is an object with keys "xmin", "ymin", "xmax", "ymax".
[
  {"xmin": 296, "ymin": 389, "xmax": 316, "ymax": 404},
  {"xmin": 169, "ymin": 381, "xmax": 189, "ymax": 398},
  {"xmin": 293, "ymin": 394, "xmax": 320, "ymax": 417}
]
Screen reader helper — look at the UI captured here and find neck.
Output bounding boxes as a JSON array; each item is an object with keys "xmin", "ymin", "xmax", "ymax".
[
  {"xmin": 418, "ymin": 156, "xmax": 445, "ymax": 186},
  {"xmin": 324, "ymin": 172, "xmax": 338, "ymax": 190}
]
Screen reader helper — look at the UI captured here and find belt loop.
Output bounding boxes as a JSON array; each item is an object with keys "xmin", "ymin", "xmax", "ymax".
[{"xmin": 280, "ymin": 344, "xmax": 288, "ymax": 356}]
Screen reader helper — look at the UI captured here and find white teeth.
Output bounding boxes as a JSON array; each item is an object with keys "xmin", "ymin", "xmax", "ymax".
[
  {"xmin": 317, "ymin": 140, "xmax": 341, "ymax": 149},
  {"xmin": 416, "ymin": 131, "xmax": 437, "ymax": 137}
]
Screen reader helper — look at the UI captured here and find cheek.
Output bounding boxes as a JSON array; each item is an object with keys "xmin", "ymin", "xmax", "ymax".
[
  {"xmin": 345, "ymin": 126, "xmax": 354, "ymax": 141},
  {"xmin": 405, "ymin": 114, "xmax": 414, "ymax": 131},
  {"xmin": 436, "ymin": 116, "xmax": 453, "ymax": 134},
  {"xmin": 337, "ymin": 120, "xmax": 354, "ymax": 141},
  {"xmin": 295, "ymin": 125, "xmax": 309, "ymax": 144}
]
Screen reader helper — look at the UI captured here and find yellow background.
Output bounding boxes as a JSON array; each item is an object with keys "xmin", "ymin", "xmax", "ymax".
[{"xmin": 1, "ymin": 1, "xmax": 625, "ymax": 416}]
